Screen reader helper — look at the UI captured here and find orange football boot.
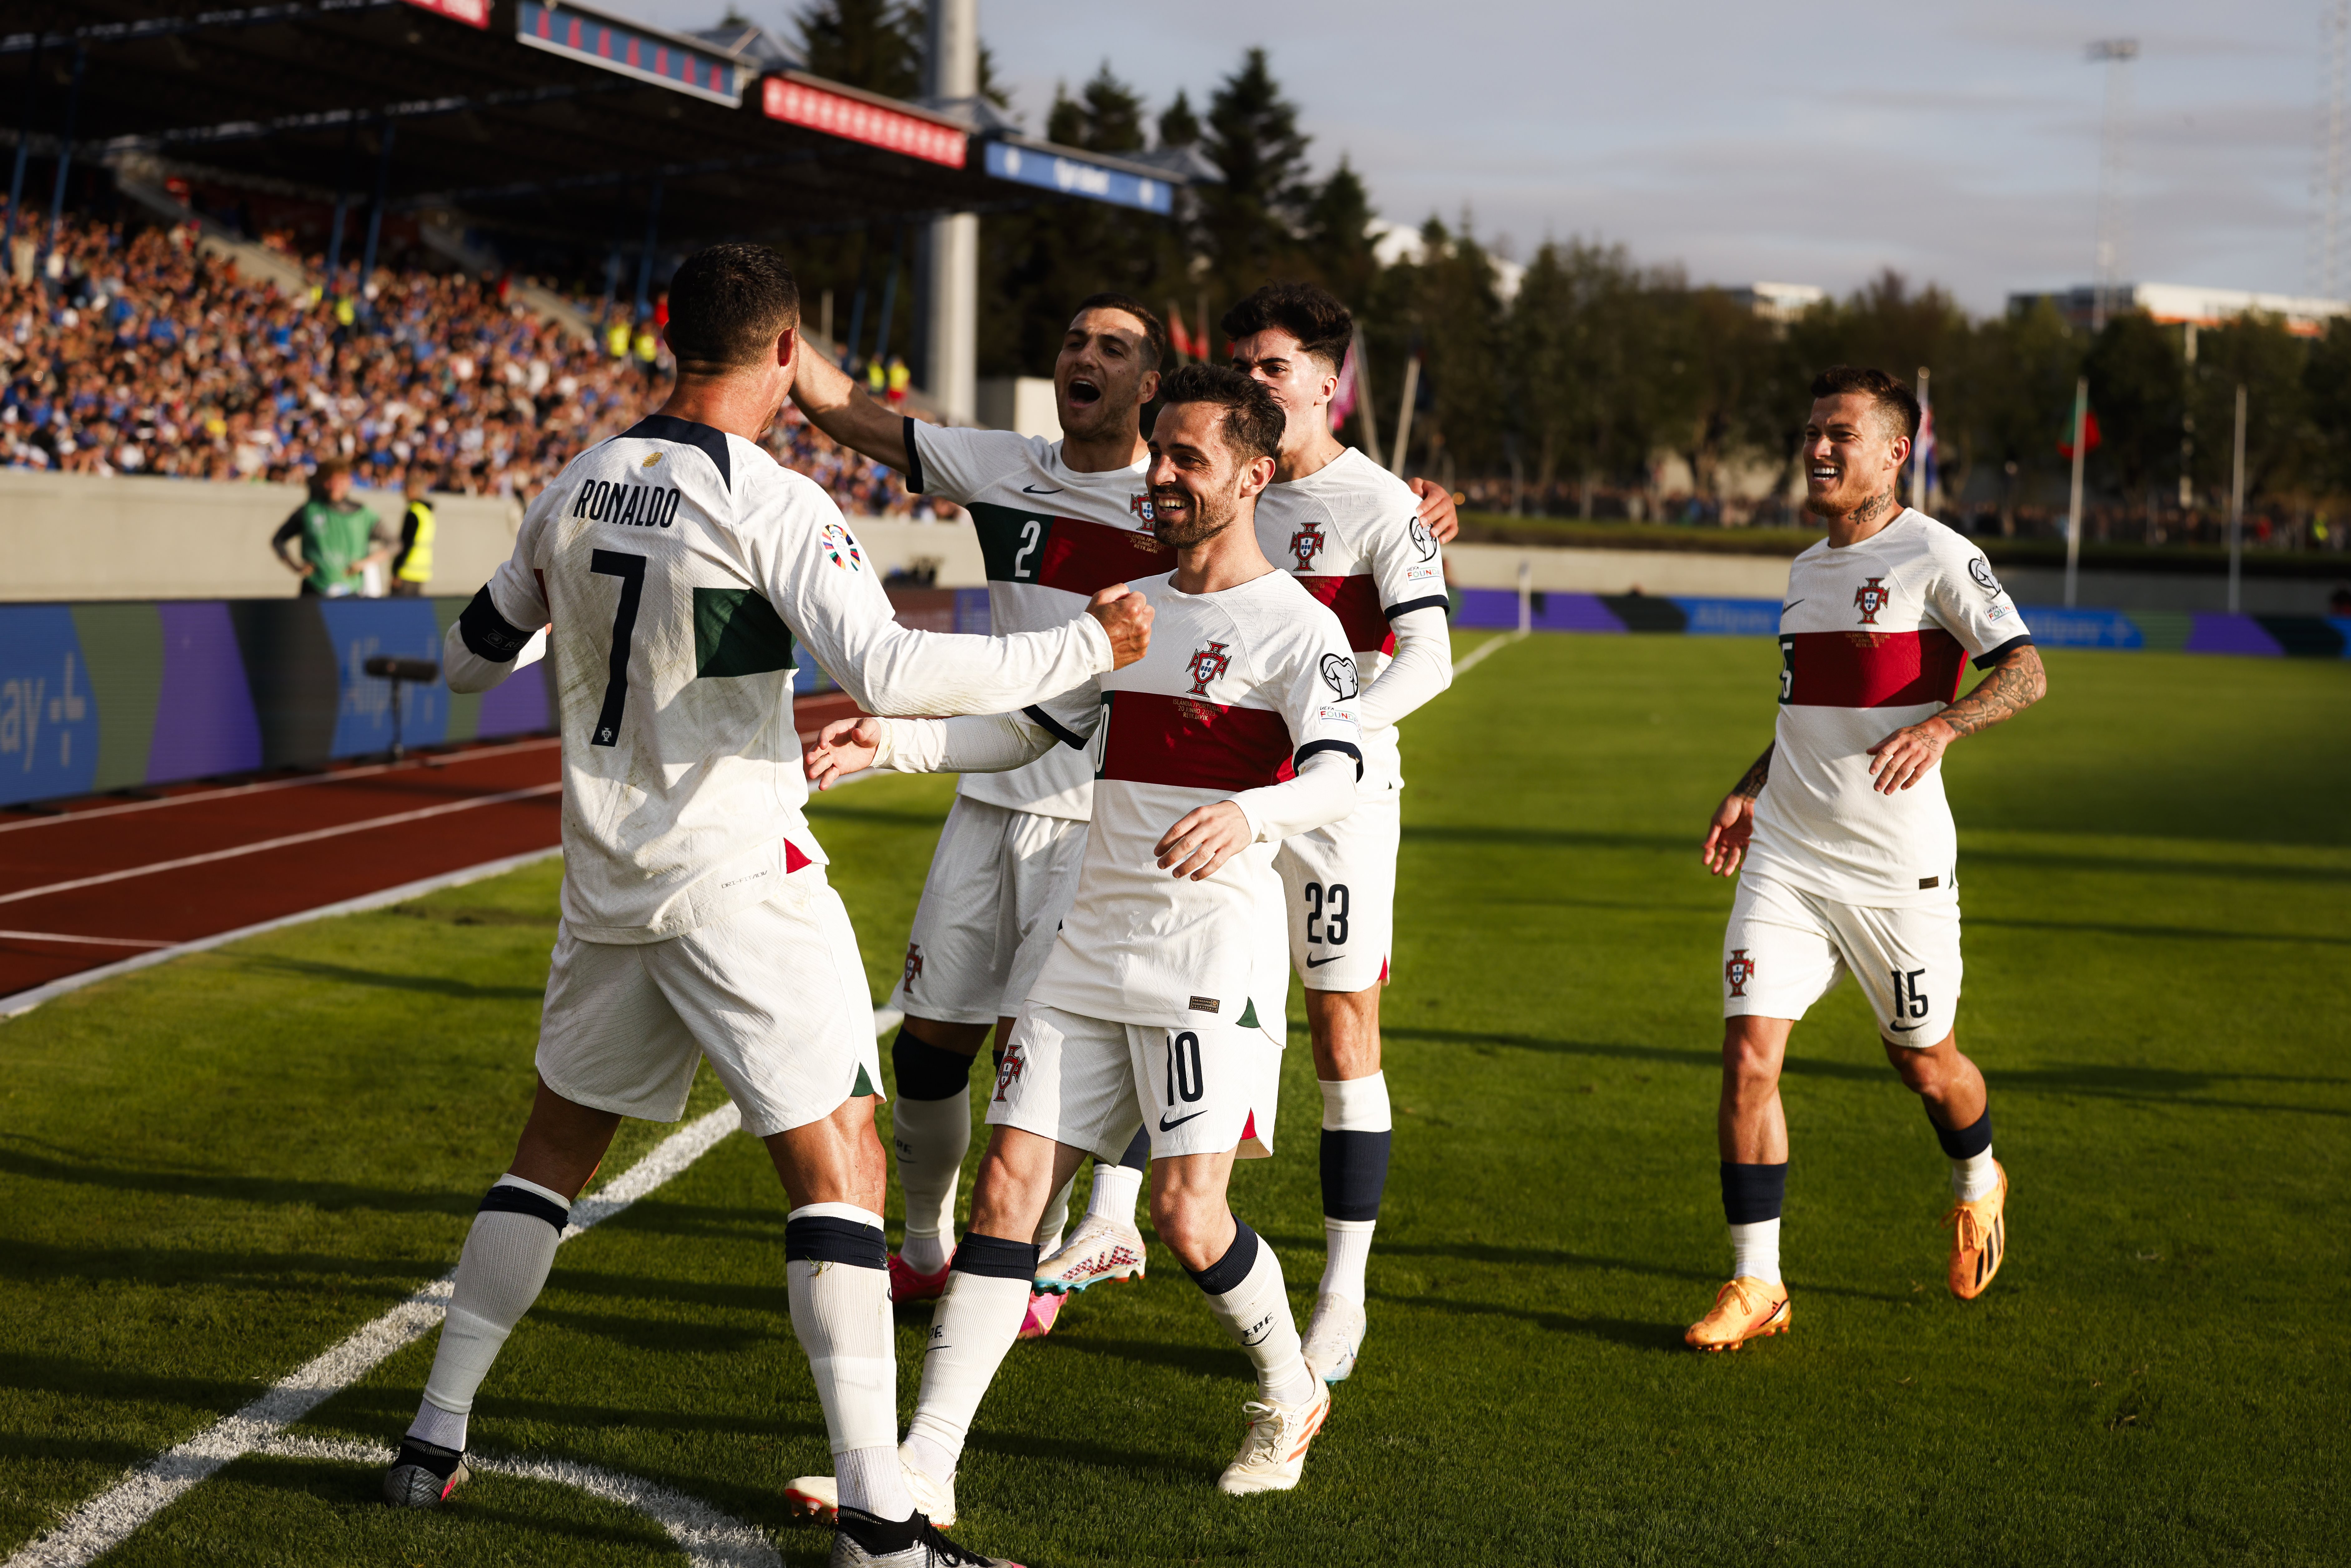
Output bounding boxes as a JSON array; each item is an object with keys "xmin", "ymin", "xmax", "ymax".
[
  {"xmin": 1945, "ymin": 1161, "xmax": 2008, "ymax": 1299},
  {"xmin": 1684, "ymin": 1276, "xmax": 1791, "ymax": 1352}
]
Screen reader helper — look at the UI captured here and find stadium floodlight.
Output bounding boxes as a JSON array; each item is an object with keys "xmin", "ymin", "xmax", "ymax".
[{"xmin": 2086, "ymin": 37, "xmax": 2140, "ymax": 332}]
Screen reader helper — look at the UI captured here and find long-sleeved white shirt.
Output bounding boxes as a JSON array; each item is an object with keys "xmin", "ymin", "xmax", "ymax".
[{"xmin": 446, "ymin": 413, "xmax": 1114, "ymax": 943}]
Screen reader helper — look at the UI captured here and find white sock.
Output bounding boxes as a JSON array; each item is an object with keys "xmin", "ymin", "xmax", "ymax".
[
  {"xmin": 1951, "ymin": 1145, "xmax": 1999, "ymax": 1202},
  {"xmin": 1032, "ymin": 1173, "xmax": 1075, "ymax": 1258},
  {"xmin": 891, "ymin": 1092, "xmax": 969, "ymax": 1276},
  {"xmin": 1086, "ymin": 1160, "xmax": 1144, "ymax": 1228},
  {"xmin": 412, "ymin": 1173, "xmax": 570, "ymax": 1447},
  {"xmin": 1319, "ymin": 1218, "xmax": 1376, "ymax": 1305},
  {"xmin": 1192, "ymin": 1224, "xmax": 1316, "ymax": 1408},
  {"xmin": 904, "ymin": 1240, "xmax": 1035, "ymax": 1473},
  {"xmin": 1730, "ymin": 1218, "xmax": 1782, "ymax": 1286},
  {"xmin": 785, "ymin": 1204, "xmax": 913, "ymax": 1523}
]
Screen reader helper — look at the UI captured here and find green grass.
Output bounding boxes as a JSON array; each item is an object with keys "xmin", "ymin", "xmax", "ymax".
[{"xmin": 3, "ymin": 635, "xmax": 2348, "ymax": 1565}]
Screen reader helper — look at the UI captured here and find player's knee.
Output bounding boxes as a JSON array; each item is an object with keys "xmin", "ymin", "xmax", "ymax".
[
  {"xmin": 1146, "ymin": 1187, "xmax": 1224, "ymax": 1269},
  {"xmin": 1720, "ymin": 1022, "xmax": 1782, "ymax": 1092},
  {"xmin": 1886, "ymin": 1034, "xmax": 1958, "ymax": 1095}
]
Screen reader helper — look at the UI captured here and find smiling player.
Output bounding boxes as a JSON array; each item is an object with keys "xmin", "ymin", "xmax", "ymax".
[{"xmin": 1686, "ymin": 365, "xmax": 2047, "ymax": 1353}]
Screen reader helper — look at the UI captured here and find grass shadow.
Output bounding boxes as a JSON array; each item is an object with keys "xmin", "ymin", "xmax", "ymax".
[
  {"xmin": 229, "ymin": 955, "xmax": 544, "ymax": 1001},
  {"xmin": 0, "ymin": 1139, "xmax": 477, "ymax": 1218},
  {"xmin": 1364, "ymin": 1290, "xmax": 1690, "ymax": 1353}
]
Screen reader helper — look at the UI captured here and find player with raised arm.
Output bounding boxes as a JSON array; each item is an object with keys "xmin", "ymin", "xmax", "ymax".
[
  {"xmin": 380, "ymin": 244, "xmax": 1152, "ymax": 1568},
  {"xmin": 1686, "ymin": 365, "xmax": 2047, "ymax": 1353},
  {"xmin": 791, "ymin": 297, "xmax": 1458, "ymax": 1336},
  {"xmin": 797, "ymin": 366, "xmax": 1362, "ymax": 1516},
  {"xmin": 1220, "ymin": 283, "xmax": 1452, "ymax": 1384}
]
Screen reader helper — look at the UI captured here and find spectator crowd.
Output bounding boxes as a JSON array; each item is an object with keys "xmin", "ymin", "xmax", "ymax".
[{"xmin": 1, "ymin": 198, "xmax": 928, "ymax": 519}]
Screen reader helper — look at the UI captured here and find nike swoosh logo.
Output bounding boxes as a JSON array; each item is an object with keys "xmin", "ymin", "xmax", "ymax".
[
  {"xmin": 1304, "ymin": 953, "xmax": 1346, "ymax": 969},
  {"xmin": 1021, "ymin": 484, "xmax": 1064, "ymax": 495},
  {"xmin": 1158, "ymin": 1109, "xmax": 1208, "ymax": 1131},
  {"xmin": 1781, "ymin": 599, "xmax": 1805, "ymax": 612},
  {"xmin": 1885, "ymin": 1019, "xmax": 1923, "ymax": 1032}
]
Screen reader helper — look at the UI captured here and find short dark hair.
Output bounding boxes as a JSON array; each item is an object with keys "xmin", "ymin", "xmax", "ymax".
[
  {"xmin": 1221, "ymin": 282, "xmax": 1353, "ymax": 371},
  {"xmin": 1071, "ymin": 292, "xmax": 1168, "ymax": 371},
  {"xmin": 1155, "ymin": 363, "xmax": 1284, "ymax": 465},
  {"xmin": 664, "ymin": 244, "xmax": 800, "ymax": 373},
  {"xmin": 1809, "ymin": 364, "xmax": 1921, "ymax": 444}
]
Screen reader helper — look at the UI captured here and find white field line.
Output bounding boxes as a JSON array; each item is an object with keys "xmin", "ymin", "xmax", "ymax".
[
  {"xmin": 0, "ymin": 931, "xmax": 176, "ymax": 949},
  {"xmin": 0, "ymin": 783, "xmax": 563, "ymax": 909},
  {"xmin": 1452, "ymin": 628, "xmax": 1528, "ymax": 676},
  {"xmin": 0, "ymin": 737, "xmax": 563, "ymax": 837},
  {"xmin": 2, "ymin": 1102, "xmax": 747, "ymax": 1568},
  {"xmin": 251, "ymin": 1435, "xmax": 780, "ymax": 1568},
  {"xmin": 0, "ymin": 846, "xmax": 565, "ymax": 1021}
]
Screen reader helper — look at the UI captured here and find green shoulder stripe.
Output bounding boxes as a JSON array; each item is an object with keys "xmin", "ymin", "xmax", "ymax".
[{"xmin": 693, "ymin": 587, "xmax": 794, "ymax": 677}]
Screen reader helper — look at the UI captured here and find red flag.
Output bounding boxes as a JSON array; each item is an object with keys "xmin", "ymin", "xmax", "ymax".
[
  {"xmin": 1167, "ymin": 304, "xmax": 1205, "ymax": 362},
  {"xmin": 2058, "ymin": 408, "xmax": 2101, "ymax": 460}
]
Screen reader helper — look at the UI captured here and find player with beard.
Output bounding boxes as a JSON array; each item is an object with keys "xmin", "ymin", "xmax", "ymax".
[
  {"xmin": 1218, "ymin": 283, "xmax": 1452, "ymax": 1384},
  {"xmin": 1686, "ymin": 365, "xmax": 2046, "ymax": 1352},
  {"xmin": 791, "ymin": 298, "xmax": 1458, "ymax": 1341},
  {"xmin": 795, "ymin": 366, "xmax": 1361, "ymax": 1516}
]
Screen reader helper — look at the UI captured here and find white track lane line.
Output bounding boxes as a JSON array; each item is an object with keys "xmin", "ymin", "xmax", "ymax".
[
  {"xmin": 2, "ymin": 1102, "xmax": 750, "ymax": 1568},
  {"xmin": 251, "ymin": 1435, "xmax": 780, "ymax": 1568},
  {"xmin": 0, "ymin": 737, "xmax": 562, "ymax": 837},
  {"xmin": 0, "ymin": 932, "xmax": 176, "ymax": 948},
  {"xmin": 0, "ymin": 783, "xmax": 562, "ymax": 908},
  {"xmin": 1452, "ymin": 628, "xmax": 1529, "ymax": 675}
]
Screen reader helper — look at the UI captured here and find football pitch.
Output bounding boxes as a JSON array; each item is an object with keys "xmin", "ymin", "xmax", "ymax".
[{"xmin": 3, "ymin": 632, "xmax": 2346, "ymax": 1566}]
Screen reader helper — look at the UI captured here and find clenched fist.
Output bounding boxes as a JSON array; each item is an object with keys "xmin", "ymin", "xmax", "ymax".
[{"xmin": 1086, "ymin": 584, "xmax": 1154, "ymax": 668}]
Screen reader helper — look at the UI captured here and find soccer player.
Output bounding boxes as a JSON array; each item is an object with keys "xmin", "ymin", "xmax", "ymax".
[
  {"xmin": 384, "ymin": 243, "xmax": 1153, "ymax": 1568},
  {"xmin": 1687, "ymin": 365, "xmax": 2047, "ymax": 1353},
  {"xmin": 801, "ymin": 365, "xmax": 1362, "ymax": 1510},
  {"xmin": 1221, "ymin": 283, "xmax": 1453, "ymax": 1384},
  {"xmin": 790, "ymin": 296, "xmax": 1459, "ymax": 1333}
]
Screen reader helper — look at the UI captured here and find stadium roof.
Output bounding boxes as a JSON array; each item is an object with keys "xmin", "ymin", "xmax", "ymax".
[{"xmin": 2, "ymin": 0, "xmax": 1209, "ymax": 250}]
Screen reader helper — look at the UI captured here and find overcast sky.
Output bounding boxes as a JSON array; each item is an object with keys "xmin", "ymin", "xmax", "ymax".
[{"xmin": 620, "ymin": 0, "xmax": 2337, "ymax": 314}]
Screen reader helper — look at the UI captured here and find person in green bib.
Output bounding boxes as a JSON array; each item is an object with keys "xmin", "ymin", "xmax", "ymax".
[{"xmin": 273, "ymin": 459, "xmax": 398, "ymax": 597}]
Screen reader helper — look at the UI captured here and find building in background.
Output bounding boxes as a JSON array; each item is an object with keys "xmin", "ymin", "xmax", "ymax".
[{"xmin": 2011, "ymin": 282, "xmax": 2351, "ymax": 337}]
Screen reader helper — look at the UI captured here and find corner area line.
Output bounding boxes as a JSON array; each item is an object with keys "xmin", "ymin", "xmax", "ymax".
[{"xmin": 1453, "ymin": 628, "xmax": 1529, "ymax": 675}]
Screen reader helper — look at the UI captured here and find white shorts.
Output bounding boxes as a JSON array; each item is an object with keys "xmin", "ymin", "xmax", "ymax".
[
  {"xmin": 1275, "ymin": 794, "xmax": 1399, "ymax": 993},
  {"xmin": 1722, "ymin": 874, "xmax": 1962, "ymax": 1047},
  {"xmin": 890, "ymin": 796, "xmax": 1088, "ymax": 1026},
  {"xmin": 989, "ymin": 1002, "xmax": 1282, "ymax": 1163},
  {"xmin": 538, "ymin": 872, "xmax": 883, "ymax": 1138}
]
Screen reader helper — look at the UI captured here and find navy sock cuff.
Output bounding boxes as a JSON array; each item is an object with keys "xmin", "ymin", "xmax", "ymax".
[
  {"xmin": 891, "ymin": 1030, "xmax": 978, "ymax": 1100},
  {"xmin": 1319, "ymin": 1128, "xmax": 1391, "ymax": 1222},
  {"xmin": 478, "ymin": 1183, "xmax": 568, "ymax": 1231},
  {"xmin": 950, "ymin": 1233, "xmax": 1039, "ymax": 1280},
  {"xmin": 1112, "ymin": 1125, "xmax": 1150, "ymax": 1171},
  {"xmin": 785, "ymin": 1215, "xmax": 888, "ymax": 1268},
  {"xmin": 1186, "ymin": 1220, "xmax": 1261, "ymax": 1296},
  {"xmin": 1933, "ymin": 1107, "xmax": 1992, "ymax": 1161},
  {"xmin": 1720, "ymin": 1161, "xmax": 1788, "ymax": 1225}
]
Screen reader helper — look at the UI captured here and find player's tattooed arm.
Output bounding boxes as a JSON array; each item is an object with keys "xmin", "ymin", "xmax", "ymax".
[
  {"xmin": 1863, "ymin": 644, "xmax": 2047, "ymax": 794},
  {"xmin": 1701, "ymin": 744, "xmax": 1771, "ymax": 878}
]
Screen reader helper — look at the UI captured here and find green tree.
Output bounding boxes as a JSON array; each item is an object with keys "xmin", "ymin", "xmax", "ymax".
[
  {"xmin": 1198, "ymin": 49, "xmax": 1313, "ymax": 294},
  {"xmin": 1956, "ymin": 298, "xmax": 2083, "ymax": 534},
  {"xmin": 2300, "ymin": 317, "xmax": 2351, "ymax": 499},
  {"xmin": 2081, "ymin": 311, "xmax": 2184, "ymax": 536},
  {"xmin": 1367, "ymin": 217, "xmax": 1507, "ymax": 482},
  {"xmin": 2190, "ymin": 314, "xmax": 2311, "ymax": 506},
  {"xmin": 793, "ymin": 0, "xmax": 922, "ymax": 98}
]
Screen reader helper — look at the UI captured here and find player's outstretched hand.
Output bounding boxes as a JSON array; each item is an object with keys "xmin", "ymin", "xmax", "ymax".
[
  {"xmin": 805, "ymin": 715, "xmax": 883, "ymax": 791},
  {"xmin": 1700, "ymin": 791, "xmax": 1755, "ymax": 877},
  {"xmin": 1408, "ymin": 477, "xmax": 1460, "ymax": 544},
  {"xmin": 1864, "ymin": 718, "xmax": 1953, "ymax": 794},
  {"xmin": 1088, "ymin": 584, "xmax": 1154, "ymax": 668},
  {"xmin": 1156, "ymin": 801, "xmax": 1252, "ymax": 882}
]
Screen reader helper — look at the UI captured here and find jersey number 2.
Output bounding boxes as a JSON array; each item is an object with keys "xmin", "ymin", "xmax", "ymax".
[
  {"xmin": 1011, "ymin": 519, "xmax": 1043, "ymax": 579},
  {"xmin": 590, "ymin": 549, "xmax": 646, "ymax": 747}
]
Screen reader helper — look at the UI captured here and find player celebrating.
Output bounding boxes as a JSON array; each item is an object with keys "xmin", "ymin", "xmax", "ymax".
[
  {"xmin": 1688, "ymin": 365, "xmax": 2047, "ymax": 1353},
  {"xmin": 1222, "ymin": 283, "xmax": 1453, "ymax": 1384},
  {"xmin": 386, "ymin": 244, "xmax": 1152, "ymax": 1568},
  {"xmin": 802, "ymin": 366, "xmax": 1362, "ymax": 1510},
  {"xmin": 791, "ymin": 296, "xmax": 1459, "ymax": 1333}
]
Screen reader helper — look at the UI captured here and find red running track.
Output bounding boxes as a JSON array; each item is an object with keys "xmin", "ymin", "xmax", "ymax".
[{"xmin": 0, "ymin": 693, "xmax": 862, "ymax": 1002}]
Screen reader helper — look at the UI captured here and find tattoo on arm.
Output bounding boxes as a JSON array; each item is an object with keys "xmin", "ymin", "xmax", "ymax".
[
  {"xmin": 1939, "ymin": 647, "xmax": 2047, "ymax": 739},
  {"xmin": 1732, "ymin": 743, "xmax": 1773, "ymax": 799}
]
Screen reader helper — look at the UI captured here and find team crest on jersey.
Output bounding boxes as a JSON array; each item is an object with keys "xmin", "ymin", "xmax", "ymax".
[
  {"xmin": 902, "ymin": 942, "xmax": 923, "ymax": 990},
  {"xmin": 1129, "ymin": 492, "xmax": 1155, "ymax": 525},
  {"xmin": 992, "ymin": 1042, "xmax": 1026, "ymax": 1102},
  {"xmin": 1853, "ymin": 576, "xmax": 1891, "ymax": 625},
  {"xmin": 1186, "ymin": 640, "xmax": 1232, "ymax": 695},
  {"xmin": 1288, "ymin": 522, "xmax": 1325, "ymax": 570},
  {"xmin": 1725, "ymin": 948, "xmax": 1756, "ymax": 997},
  {"xmin": 819, "ymin": 521, "xmax": 864, "ymax": 571}
]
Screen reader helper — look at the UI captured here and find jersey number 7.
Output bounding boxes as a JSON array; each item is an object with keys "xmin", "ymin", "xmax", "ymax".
[{"xmin": 590, "ymin": 549, "xmax": 647, "ymax": 747}]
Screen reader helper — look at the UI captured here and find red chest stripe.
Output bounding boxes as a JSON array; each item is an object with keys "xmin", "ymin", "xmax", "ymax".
[
  {"xmin": 1787, "ymin": 628, "xmax": 1967, "ymax": 708},
  {"xmin": 1036, "ymin": 519, "xmax": 1173, "ymax": 595},
  {"xmin": 1099, "ymin": 690, "xmax": 1293, "ymax": 793},
  {"xmin": 1296, "ymin": 574, "xmax": 1396, "ymax": 656}
]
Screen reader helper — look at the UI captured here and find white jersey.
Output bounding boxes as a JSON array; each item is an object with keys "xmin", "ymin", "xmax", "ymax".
[
  {"xmin": 455, "ymin": 414, "xmax": 1113, "ymax": 945},
  {"xmin": 1745, "ymin": 509, "xmax": 2033, "ymax": 907},
  {"xmin": 1253, "ymin": 447, "xmax": 1451, "ymax": 794},
  {"xmin": 908, "ymin": 419, "xmax": 1174, "ymax": 819},
  {"xmin": 1019, "ymin": 570, "xmax": 1363, "ymax": 1029}
]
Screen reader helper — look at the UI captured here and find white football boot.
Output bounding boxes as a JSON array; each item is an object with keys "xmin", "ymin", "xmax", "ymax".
[
  {"xmin": 784, "ymin": 1451, "xmax": 958, "ymax": 1528},
  {"xmin": 1032, "ymin": 1214, "xmax": 1147, "ymax": 1295},
  {"xmin": 830, "ymin": 1506, "xmax": 1019, "ymax": 1566},
  {"xmin": 1215, "ymin": 1384, "xmax": 1332, "ymax": 1496},
  {"xmin": 1299, "ymin": 1293, "xmax": 1368, "ymax": 1383}
]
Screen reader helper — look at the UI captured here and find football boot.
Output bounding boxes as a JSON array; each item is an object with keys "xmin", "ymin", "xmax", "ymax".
[
  {"xmin": 1945, "ymin": 1161, "xmax": 2009, "ymax": 1300},
  {"xmin": 1216, "ymin": 1384, "xmax": 1332, "ymax": 1496},
  {"xmin": 1299, "ymin": 1293, "xmax": 1368, "ymax": 1384},
  {"xmin": 889, "ymin": 1251, "xmax": 953, "ymax": 1305},
  {"xmin": 1032, "ymin": 1214, "xmax": 1148, "ymax": 1295},
  {"xmin": 784, "ymin": 1450, "xmax": 958, "ymax": 1529},
  {"xmin": 829, "ymin": 1506, "xmax": 1016, "ymax": 1567},
  {"xmin": 381, "ymin": 1436, "xmax": 469, "ymax": 1508},
  {"xmin": 1684, "ymin": 1276, "xmax": 1792, "ymax": 1352},
  {"xmin": 1015, "ymin": 1290, "xmax": 1062, "ymax": 1340}
]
